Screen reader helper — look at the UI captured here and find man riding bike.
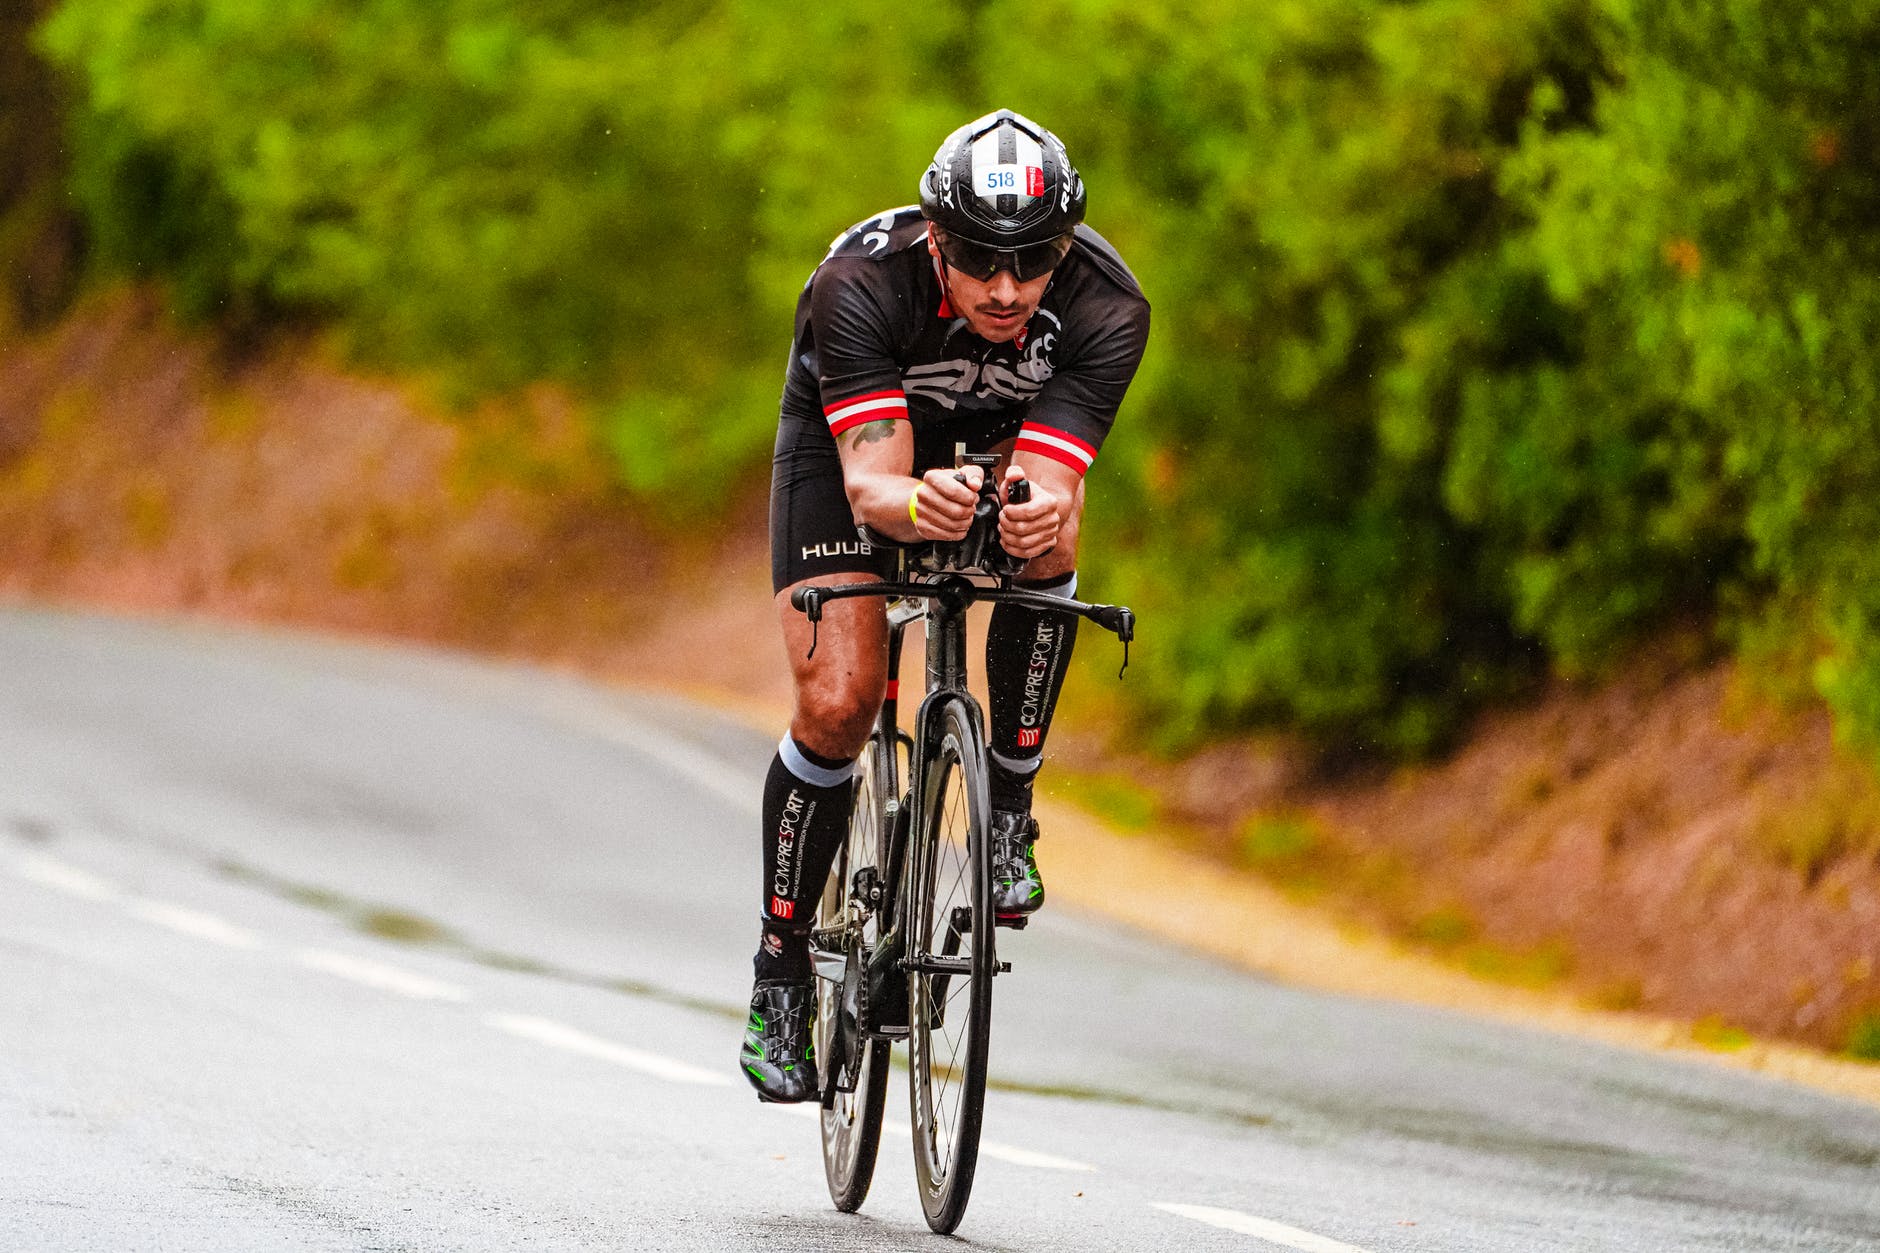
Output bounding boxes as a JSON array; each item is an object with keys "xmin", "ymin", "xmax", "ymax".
[{"xmin": 742, "ymin": 109, "xmax": 1151, "ymax": 1102}]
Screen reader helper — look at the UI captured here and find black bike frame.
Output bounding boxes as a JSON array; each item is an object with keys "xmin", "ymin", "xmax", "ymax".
[{"xmin": 794, "ymin": 566, "xmax": 1132, "ymax": 1049}]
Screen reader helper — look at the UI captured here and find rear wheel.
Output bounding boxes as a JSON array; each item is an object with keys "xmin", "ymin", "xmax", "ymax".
[
  {"xmin": 816, "ymin": 734, "xmax": 891, "ymax": 1212},
  {"xmin": 906, "ymin": 698, "xmax": 993, "ymax": 1234}
]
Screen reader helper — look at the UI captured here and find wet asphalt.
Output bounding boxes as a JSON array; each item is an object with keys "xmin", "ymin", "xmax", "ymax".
[{"xmin": 3, "ymin": 607, "xmax": 1879, "ymax": 1252}]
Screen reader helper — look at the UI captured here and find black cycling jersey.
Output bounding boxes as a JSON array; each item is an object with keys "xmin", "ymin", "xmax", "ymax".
[{"xmin": 770, "ymin": 206, "xmax": 1150, "ymax": 591}]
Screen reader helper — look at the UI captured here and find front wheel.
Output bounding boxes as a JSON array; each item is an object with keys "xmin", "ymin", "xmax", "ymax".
[
  {"xmin": 816, "ymin": 734, "xmax": 892, "ymax": 1212},
  {"xmin": 906, "ymin": 697, "xmax": 994, "ymax": 1234}
]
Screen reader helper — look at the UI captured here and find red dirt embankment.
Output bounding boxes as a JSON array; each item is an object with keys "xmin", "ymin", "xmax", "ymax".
[
  {"xmin": 0, "ymin": 289, "xmax": 778, "ymax": 696},
  {"xmin": 4, "ymin": 291, "xmax": 1879, "ymax": 1061},
  {"xmin": 1108, "ymin": 652, "xmax": 1880, "ymax": 1051}
]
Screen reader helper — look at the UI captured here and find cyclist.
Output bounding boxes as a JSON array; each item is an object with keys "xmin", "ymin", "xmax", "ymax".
[{"xmin": 742, "ymin": 109, "xmax": 1150, "ymax": 1102}]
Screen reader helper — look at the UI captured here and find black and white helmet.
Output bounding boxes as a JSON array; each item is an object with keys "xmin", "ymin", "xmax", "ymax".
[{"xmin": 919, "ymin": 108, "xmax": 1086, "ymax": 250}]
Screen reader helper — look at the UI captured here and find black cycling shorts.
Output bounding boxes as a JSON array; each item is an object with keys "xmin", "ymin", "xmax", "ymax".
[{"xmin": 769, "ymin": 408, "xmax": 1024, "ymax": 592}]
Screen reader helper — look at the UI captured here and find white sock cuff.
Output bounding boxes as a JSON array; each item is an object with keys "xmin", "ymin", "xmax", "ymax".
[
  {"xmin": 778, "ymin": 735, "xmax": 856, "ymax": 789},
  {"xmin": 989, "ymin": 748, "xmax": 1044, "ymax": 776},
  {"xmin": 1020, "ymin": 571, "xmax": 1078, "ymax": 600}
]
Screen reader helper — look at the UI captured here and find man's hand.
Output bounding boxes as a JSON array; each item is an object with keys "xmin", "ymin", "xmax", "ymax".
[
  {"xmin": 910, "ymin": 465, "xmax": 983, "ymax": 541},
  {"xmin": 997, "ymin": 464, "xmax": 1060, "ymax": 559}
]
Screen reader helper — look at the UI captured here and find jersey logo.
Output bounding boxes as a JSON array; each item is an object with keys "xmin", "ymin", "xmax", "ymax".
[
  {"xmin": 822, "ymin": 207, "xmax": 921, "ymax": 261},
  {"xmin": 903, "ymin": 310, "xmax": 1061, "ymax": 410}
]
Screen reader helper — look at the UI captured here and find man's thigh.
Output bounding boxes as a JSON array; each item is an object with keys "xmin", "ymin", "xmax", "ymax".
[
  {"xmin": 775, "ymin": 574, "xmax": 890, "ymax": 756},
  {"xmin": 770, "ymin": 417, "xmax": 894, "ymax": 592}
]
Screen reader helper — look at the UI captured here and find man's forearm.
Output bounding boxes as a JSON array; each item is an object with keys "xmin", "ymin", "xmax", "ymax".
[{"xmin": 845, "ymin": 470, "xmax": 924, "ymax": 542}]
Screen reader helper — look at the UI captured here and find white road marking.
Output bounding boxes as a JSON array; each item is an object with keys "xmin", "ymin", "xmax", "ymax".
[
  {"xmin": 879, "ymin": 1116, "xmax": 1096, "ymax": 1172},
  {"xmin": 1152, "ymin": 1203, "xmax": 1375, "ymax": 1252},
  {"xmin": 14, "ymin": 854, "xmax": 124, "ymax": 902},
  {"xmin": 298, "ymin": 948, "xmax": 470, "ymax": 1002},
  {"xmin": 487, "ymin": 1012, "xmax": 733, "ymax": 1087},
  {"xmin": 127, "ymin": 900, "xmax": 263, "ymax": 949},
  {"xmin": 583, "ymin": 719, "xmax": 761, "ymax": 816},
  {"xmin": 978, "ymin": 1140, "xmax": 1097, "ymax": 1172}
]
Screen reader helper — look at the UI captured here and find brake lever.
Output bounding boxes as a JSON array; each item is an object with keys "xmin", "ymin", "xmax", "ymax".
[
  {"xmin": 1087, "ymin": 604, "xmax": 1135, "ymax": 677},
  {"xmin": 791, "ymin": 586, "xmax": 824, "ymax": 659}
]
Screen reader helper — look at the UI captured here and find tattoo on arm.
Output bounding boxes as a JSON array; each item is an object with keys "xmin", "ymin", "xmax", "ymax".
[{"xmin": 847, "ymin": 420, "xmax": 898, "ymax": 449}]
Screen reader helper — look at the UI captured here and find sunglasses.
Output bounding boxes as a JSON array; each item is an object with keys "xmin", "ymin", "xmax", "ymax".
[{"xmin": 934, "ymin": 230, "xmax": 1075, "ymax": 281}]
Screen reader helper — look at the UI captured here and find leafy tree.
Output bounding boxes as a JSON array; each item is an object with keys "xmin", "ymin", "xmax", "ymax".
[{"xmin": 30, "ymin": 0, "xmax": 1880, "ymax": 759}]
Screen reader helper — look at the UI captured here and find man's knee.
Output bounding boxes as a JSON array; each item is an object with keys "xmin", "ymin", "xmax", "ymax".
[{"xmin": 793, "ymin": 678, "xmax": 885, "ymax": 759}]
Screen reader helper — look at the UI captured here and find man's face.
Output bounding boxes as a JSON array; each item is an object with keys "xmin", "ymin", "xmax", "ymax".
[{"xmin": 927, "ymin": 230, "xmax": 1053, "ymax": 344}]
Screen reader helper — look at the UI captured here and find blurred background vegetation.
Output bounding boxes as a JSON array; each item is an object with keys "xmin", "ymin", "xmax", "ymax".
[{"xmin": 6, "ymin": 0, "xmax": 1880, "ymax": 761}]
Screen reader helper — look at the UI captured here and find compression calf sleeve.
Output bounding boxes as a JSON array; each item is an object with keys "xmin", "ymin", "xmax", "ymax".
[
  {"xmin": 985, "ymin": 572, "xmax": 1079, "ymax": 815},
  {"xmin": 755, "ymin": 735, "xmax": 855, "ymax": 982}
]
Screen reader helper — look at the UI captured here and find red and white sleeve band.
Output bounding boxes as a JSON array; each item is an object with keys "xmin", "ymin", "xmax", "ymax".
[
  {"xmin": 1014, "ymin": 423, "xmax": 1098, "ymax": 476},
  {"xmin": 824, "ymin": 390, "xmax": 908, "ymax": 437}
]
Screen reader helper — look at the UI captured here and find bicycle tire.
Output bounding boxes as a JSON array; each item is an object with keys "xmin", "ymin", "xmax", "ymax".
[
  {"xmin": 817, "ymin": 733, "xmax": 892, "ymax": 1212},
  {"xmin": 906, "ymin": 696, "xmax": 993, "ymax": 1234}
]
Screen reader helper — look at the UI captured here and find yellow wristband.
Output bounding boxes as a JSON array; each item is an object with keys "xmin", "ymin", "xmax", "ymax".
[{"xmin": 908, "ymin": 486, "xmax": 921, "ymax": 526}]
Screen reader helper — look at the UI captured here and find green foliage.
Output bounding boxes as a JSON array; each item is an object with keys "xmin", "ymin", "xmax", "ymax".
[
  {"xmin": 1495, "ymin": 0, "xmax": 1880, "ymax": 748},
  {"xmin": 29, "ymin": 0, "xmax": 1880, "ymax": 759},
  {"xmin": 1690, "ymin": 1014, "xmax": 1754, "ymax": 1053},
  {"xmin": 33, "ymin": 1, "xmax": 968, "ymax": 505},
  {"xmin": 1461, "ymin": 939, "xmax": 1573, "ymax": 988},
  {"xmin": 1236, "ymin": 811, "xmax": 1328, "ymax": 892},
  {"xmin": 1237, "ymin": 812, "xmax": 1320, "ymax": 868},
  {"xmin": 1749, "ymin": 758, "xmax": 1880, "ymax": 883},
  {"xmin": 1847, "ymin": 1010, "xmax": 1880, "ymax": 1063},
  {"xmin": 1044, "ymin": 768, "xmax": 1160, "ymax": 833},
  {"xmin": 1411, "ymin": 904, "xmax": 1480, "ymax": 949}
]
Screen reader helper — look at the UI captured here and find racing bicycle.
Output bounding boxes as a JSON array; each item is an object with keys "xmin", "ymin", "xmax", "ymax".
[{"xmin": 791, "ymin": 452, "xmax": 1135, "ymax": 1234}]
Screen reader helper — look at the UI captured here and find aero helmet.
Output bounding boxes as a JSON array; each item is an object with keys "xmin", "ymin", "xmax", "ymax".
[{"xmin": 920, "ymin": 109, "xmax": 1085, "ymax": 279}]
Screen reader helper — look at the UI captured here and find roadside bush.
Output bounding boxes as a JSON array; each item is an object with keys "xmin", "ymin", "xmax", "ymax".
[
  {"xmin": 30, "ymin": 0, "xmax": 1880, "ymax": 761},
  {"xmin": 34, "ymin": 1, "xmax": 967, "ymax": 501}
]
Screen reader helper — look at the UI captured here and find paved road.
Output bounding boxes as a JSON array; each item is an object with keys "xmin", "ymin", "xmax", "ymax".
[{"xmin": 4, "ymin": 607, "xmax": 1879, "ymax": 1251}]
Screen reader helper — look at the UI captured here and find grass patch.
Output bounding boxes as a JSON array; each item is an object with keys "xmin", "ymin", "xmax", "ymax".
[
  {"xmin": 1461, "ymin": 940, "xmax": 1573, "ymax": 988},
  {"xmin": 1845, "ymin": 1010, "xmax": 1880, "ymax": 1062},
  {"xmin": 1749, "ymin": 757, "xmax": 1880, "ymax": 883},
  {"xmin": 1410, "ymin": 904, "xmax": 1478, "ymax": 949},
  {"xmin": 1237, "ymin": 812, "xmax": 1318, "ymax": 865},
  {"xmin": 358, "ymin": 908, "xmax": 456, "ymax": 945},
  {"xmin": 476, "ymin": 951, "xmax": 551, "ymax": 975},
  {"xmin": 1404, "ymin": 906, "xmax": 1572, "ymax": 989},
  {"xmin": 1234, "ymin": 811, "xmax": 1333, "ymax": 894},
  {"xmin": 283, "ymin": 883, "xmax": 349, "ymax": 913},
  {"xmin": 1691, "ymin": 1014, "xmax": 1753, "ymax": 1052},
  {"xmin": 1042, "ymin": 768, "xmax": 1158, "ymax": 833}
]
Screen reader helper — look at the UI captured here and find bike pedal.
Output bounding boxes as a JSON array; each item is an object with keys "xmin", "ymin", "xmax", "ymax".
[
  {"xmin": 996, "ymin": 961, "xmax": 1012, "ymax": 973},
  {"xmin": 995, "ymin": 913, "xmax": 1029, "ymax": 930}
]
